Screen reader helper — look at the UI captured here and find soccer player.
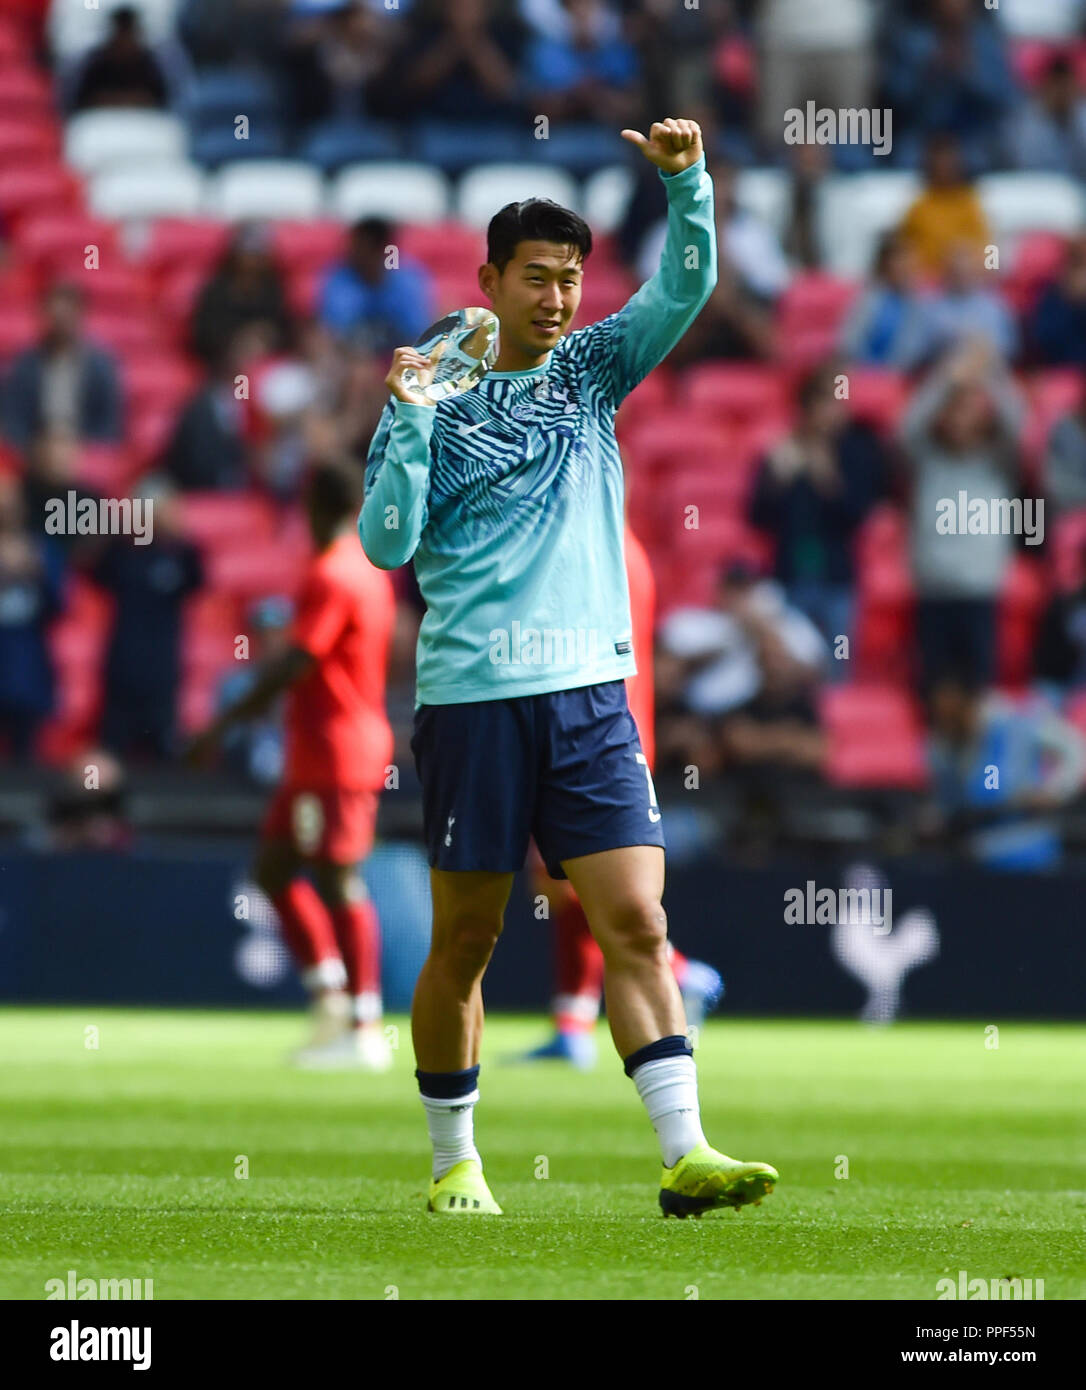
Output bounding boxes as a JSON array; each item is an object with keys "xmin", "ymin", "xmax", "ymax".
[
  {"xmin": 362, "ymin": 118, "xmax": 779, "ymax": 1216},
  {"xmin": 521, "ymin": 523, "xmax": 724, "ymax": 1070},
  {"xmin": 191, "ymin": 461, "xmax": 396, "ymax": 1070}
]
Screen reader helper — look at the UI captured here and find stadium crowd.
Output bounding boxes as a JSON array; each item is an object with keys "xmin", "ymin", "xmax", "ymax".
[{"xmin": 1, "ymin": 0, "xmax": 1085, "ymax": 864}]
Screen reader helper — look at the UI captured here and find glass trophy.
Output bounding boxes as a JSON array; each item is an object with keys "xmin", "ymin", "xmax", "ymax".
[{"xmin": 400, "ymin": 306, "xmax": 500, "ymax": 403}]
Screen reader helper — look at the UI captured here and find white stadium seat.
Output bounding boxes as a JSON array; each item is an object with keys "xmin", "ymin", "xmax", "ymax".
[
  {"xmin": 978, "ymin": 173, "xmax": 1086, "ymax": 242},
  {"xmin": 456, "ymin": 165, "xmax": 580, "ymax": 229},
  {"xmin": 583, "ymin": 165, "xmax": 635, "ymax": 235},
  {"xmin": 88, "ymin": 162, "xmax": 205, "ymax": 220},
  {"xmin": 64, "ymin": 109, "xmax": 188, "ymax": 176},
  {"xmin": 204, "ymin": 161, "xmax": 324, "ymax": 221},
  {"xmin": 734, "ymin": 168, "xmax": 792, "ymax": 239},
  {"xmin": 815, "ymin": 171, "xmax": 923, "ymax": 276},
  {"xmin": 49, "ymin": 0, "xmax": 181, "ymax": 60},
  {"xmin": 328, "ymin": 163, "xmax": 449, "ymax": 225}
]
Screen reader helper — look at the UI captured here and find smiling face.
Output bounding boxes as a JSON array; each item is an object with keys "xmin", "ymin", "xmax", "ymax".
[{"xmin": 480, "ymin": 240, "xmax": 583, "ymax": 371}]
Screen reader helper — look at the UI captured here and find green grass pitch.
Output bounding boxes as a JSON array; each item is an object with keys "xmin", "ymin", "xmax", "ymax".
[{"xmin": 1, "ymin": 1008, "xmax": 1082, "ymax": 1301}]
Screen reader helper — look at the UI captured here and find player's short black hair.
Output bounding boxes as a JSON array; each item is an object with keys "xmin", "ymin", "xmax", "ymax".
[
  {"xmin": 486, "ymin": 198, "xmax": 592, "ymax": 275},
  {"xmin": 307, "ymin": 460, "xmax": 363, "ymax": 523}
]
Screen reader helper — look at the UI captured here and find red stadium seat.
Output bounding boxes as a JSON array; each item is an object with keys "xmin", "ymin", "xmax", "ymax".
[
  {"xmin": 85, "ymin": 309, "xmax": 159, "ymax": 356},
  {"xmin": 997, "ymin": 555, "xmax": 1047, "ymax": 688},
  {"xmin": 78, "ymin": 264, "xmax": 152, "ymax": 313},
  {"xmin": 286, "ymin": 266, "xmax": 320, "ymax": 318},
  {"xmin": 683, "ymin": 363, "xmax": 791, "ymax": 426},
  {"xmin": 123, "ymin": 356, "xmax": 199, "ymax": 415},
  {"xmin": 1052, "ymin": 508, "xmax": 1086, "ymax": 591},
  {"xmin": 777, "ymin": 273, "xmax": 858, "ymax": 335},
  {"xmin": 0, "ymin": 65, "xmax": 51, "ymax": 119},
  {"xmin": 76, "ymin": 443, "xmax": 137, "ymax": 494},
  {"xmin": 15, "ymin": 212, "xmax": 120, "ymax": 273},
  {"xmin": 142, "ymin": 219, "xmax": 230, "ymax": 275},
  {"xmin": 0, "ymin": 19, "xmax": 29, "ymax": 65},
  {"xmin": 271, "ymin": 220, "xmax": 346, "ymax": 274},
  {"xmin": 820, "ymin": 684, "xmax": 928, "ymax": 789},
  {"xmin": 0, "ymin": 114, "xmax": 57, "ymax": 165},
  {"xmin": 208, "ymin": 541, "xmax": 308, "ymax": 598},
  {"xmin": 157, "ymin": 264, "xmax": 209, "ymax": 328},
  {"xmin": 180, "ymin": 493, "xmax": 278, "ymax": 548},
  {"xmin": 399, "ymin": 221, "xmax": 482, "ymax": 275},
  {"xmin": 129, "ymin": 406, "xmax": 180, "ymax": 472},
  {"xmin": 615, "ymin": 369, "xmax": 672, "ymax": 433},
  {"xmin": 0, "ymin": 164, "xmax": 81, "ymax": 220},
  {"xmin": 842, "ymin": 368, "xmax": 908, "ymax": 435}
]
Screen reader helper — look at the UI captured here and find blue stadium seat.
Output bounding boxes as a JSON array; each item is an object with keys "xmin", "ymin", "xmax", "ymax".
[
  {"xmin": 185, "ymin": 67, "xmax": 281, "ymax": 123},
  {"xmin": 300, "ymin": 120, "xmax": 405, "ymax": 172},
  {"xmin": 191, "ymin": 122, "xmax": 286, "ymax": 167},
  {"xmin": 529, "ymin": 123, "xmax": 624, "ymax": 176},
  {"xmin": 410, "ymin": 120, "xmax": 528, "ymax": 173}
]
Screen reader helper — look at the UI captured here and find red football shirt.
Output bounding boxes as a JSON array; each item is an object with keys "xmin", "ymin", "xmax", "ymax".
[
  {"xmin": 285, "ymin": 533, "xmax": 395, "ymax": 791},
  {"xmin": 624, "ymin": 525, "xmax": 656, "ymax": 772}
]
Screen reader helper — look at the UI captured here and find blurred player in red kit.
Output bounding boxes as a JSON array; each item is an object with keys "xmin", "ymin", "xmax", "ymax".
[
  {"xmin": 190, "ymin": 461, "xmax": 396, "ymax": 1069},
  {"xmin": 518, "ymin": 524, "xmax": 723, "ymax": 1069}
]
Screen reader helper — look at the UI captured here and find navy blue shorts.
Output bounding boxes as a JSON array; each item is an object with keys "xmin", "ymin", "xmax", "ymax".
[{"xmin": 410, "ymin": 680, "xmax": 665, "ymax": 879}]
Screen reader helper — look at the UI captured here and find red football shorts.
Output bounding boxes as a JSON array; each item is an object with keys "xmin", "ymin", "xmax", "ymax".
[{"xmin": 260, "ymin": 786, "xmax": 379, "ymax": 864}]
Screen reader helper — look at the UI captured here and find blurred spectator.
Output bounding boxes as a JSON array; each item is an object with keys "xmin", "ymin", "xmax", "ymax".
[
  {"xmin": 374, "ymin": 0, "xmax": 528, "ymax": 123},
  {"xmin": 522, "ymin": 0, "xmax": 640, "ymax": 125},
  {"xmin": 319, "ymin": 218, "xmax": 434, "ymax": 354},
  {"xmin": 94, "ymin": 478, "xmax": 204, "ymax": 760},
  {"xmin": 626, "ymin": 0, "xmax": 755, "ymax": 163},
  {"xmin": 1004, "ymin": 50, "xmax": 1086, "ymax": 178},
  {"xmin": 656, "ymin": 563, "xmax": 827, "ymax": 777},
  {"xmin": 884, "ymin": 0, "xmax": 1015, "ymax": 170},
  {"xmin": 69, "ymin": 5, "xmax": 171, "ymax": 112},
  {"xmin": 44, "ymin": 748, "xmax": 132, "ymax": 852},
  {"xmin": 918, "ymin": 240, "xmax": 1019, "ymax": 363},
  {"xmin": 1044, "ymin": 391, "xmax": 1086, "ymax": 515},
  {"xmin": 749, "ymin": 364, "xmax": 886, "ymax": 668},
  {"xmin": 898, "ymin": 134, "xmax": 991, "ymax": 278},
  {"xmin": 215, "ymin": 596, "xmax": 292, "ymax": 786},
  {"xmin": 636, "ymin": 159, "xmax": 787, "ymax": 362},
  {"xmin": 0, "ymin": 474, "xmax": 63, "ymax": 762},
  {"xmin": 165, "ymin": 329, "xmax": 254, "ymax": 492},
  {"xmin": 926, "ymin": 677, "xmax": 1085, "ymax": 869},
  {"xmin": 1028, "ymin": 233, "xmax": 1086, "ymax": 367},
  {"xmin": 20, "ymin": 427, "xmax": 106, "ymax": 568},
  {"xmin": 838, "ymin": 231, "xmax": 930, "ymax": 369},
  {"xmin": 283, "ymin": 0, "xmax": 401, "ymax": 126},
  {"xmin": 782, "ymin": 141, "xmax": 831, "ymax": 270},
  {"xmin": 900, "ymin": 342, "xmax": 1025, "ymax": 691},
  {"xmin": 641, "ymin": 160, "xmax": 790, "ymax": 302},
  {"xmin": 2, "ymin": 283, "xmax": 122, "ymax": 448},
  {"xmin": 755, "ymin": 0, "xmax": 875, "ymax": 157},
  {"xmin": 1034, "ymin": 541, "xmax": 1086, "ymax": 691},
  {"xmin": 190, "ymin": 224, "xmax": 294, "ymax": 367}
]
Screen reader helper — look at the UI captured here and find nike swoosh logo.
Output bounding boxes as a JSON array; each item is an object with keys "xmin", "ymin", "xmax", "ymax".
[{"xmin": 457, "ymin": 421, "xmax": 489, "ymax": 436}]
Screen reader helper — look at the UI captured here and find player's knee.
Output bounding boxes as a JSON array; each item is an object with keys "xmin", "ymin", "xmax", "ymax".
[
  {"xmin": 603, "ymin": 898, "xmax": 669, "ymax": 962},
  {"xmin": 432, "ymin": 914, "xmax": 503, "ymax": 980}
]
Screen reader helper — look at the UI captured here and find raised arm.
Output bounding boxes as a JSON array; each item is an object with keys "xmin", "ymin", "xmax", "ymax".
[
  {"xmin": 583, "ymin": 119, "xmax": 717, "ymax": 405},
  {"xmin": 359, "ymin": 345, "xmax": 438, "ymax": 570}
]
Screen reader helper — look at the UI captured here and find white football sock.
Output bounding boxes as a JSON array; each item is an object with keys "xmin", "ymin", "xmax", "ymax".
[
  {"xmin": 421, "ymin": 1091, "xmax": 481, "ymax": 1181},
  {"xmin": 631, "ymin": 1055, "xmax": 707, "ymax": 1168}
]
